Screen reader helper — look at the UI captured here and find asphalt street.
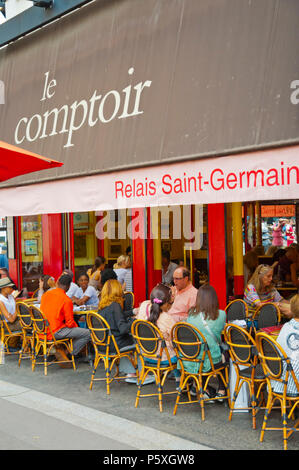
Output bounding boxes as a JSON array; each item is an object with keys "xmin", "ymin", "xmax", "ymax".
[{"xmin": 0, "ymin": 353, "xmax": 298, "ymax": 451}]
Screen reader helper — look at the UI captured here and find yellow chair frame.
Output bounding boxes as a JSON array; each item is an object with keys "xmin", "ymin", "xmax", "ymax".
[
  {"xmin": 16, "ymin": 301, "xmax": 35, "ymax": 366},
  {"xmin": 0, "ymin": 314, "xmax": 23, "ymax": 359},
  {"xmin": 256, "ymin": 331, "xmax": 299, "ymax": 450},
  {"xmin": 86, "ymin": 311, "xmax": 137, "ymax": 395},
  {"xmin": 131, "ymin": 319, "xmax": 177, "ymax": 413},
  {"xmin": 30, "ymin": 305, "xmax": 76, "ymax": 375},
  {"xmin": 171, "ymin": 322, "xmax": 230, "ymax": 420},
  {"xmin": 223, "ymin": 323, "xmax": 267, "ymax": 429}
]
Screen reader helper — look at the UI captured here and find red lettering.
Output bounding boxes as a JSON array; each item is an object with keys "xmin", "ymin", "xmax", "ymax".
[
  {"xmin": 226, "ymin": 172, "xmax": 237, "ymax": 189},
  {"xmin": 125, "ymin": 183, "xmax": 132, "ymax": 198},
  {"xmin": 210, "ymin": 169, "xmax": 224, "ymax": 190},
  {"xmin": 115, "ymin": 181, "xmax": 124, "ymax": 198},
  {"xmin": 162, "ymin": 174, "xmax": 173, "ymax": 194}
]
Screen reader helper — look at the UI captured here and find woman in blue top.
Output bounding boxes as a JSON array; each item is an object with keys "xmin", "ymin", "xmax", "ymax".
[{"xmin": 185, "ymin": 283, "xmax": 227, "ymax": 401}]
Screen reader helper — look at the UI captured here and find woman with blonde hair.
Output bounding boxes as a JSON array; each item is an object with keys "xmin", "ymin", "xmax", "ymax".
[
  {"xmin": 113, "ymin": 255, "xmax": 130, "ymax": 287},
  {"xmin": 243, "ymin": 264, "xmax": 291, "ymax": 318},
  {"xmin": 98, "ymin": 279, "xmax": 134, "ymax": 350}
]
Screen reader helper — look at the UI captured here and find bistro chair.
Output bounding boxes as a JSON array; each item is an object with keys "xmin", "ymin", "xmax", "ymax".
[
  {"xmin": 31, "ymin": 288, "xmax": 39, "ymax": 299},
  {"xmin": 0, "ymin": 314, "xmax": 23, "ymax": 359},
  {"xmin": 223, "ymin": 323, "xmax": 267, "ymax": 429},
  {"xmin": 86, "ymin": 311, "xmax": 137, "ymax": 395},
  {"xmin": 30, "ymin": 305, "xmax": 76, "ymax": 375},
  {"xmin": 124, "ymin": 291, "xmax": 135, "ymax": 311},
  {"xmin": 251, "ymin": 302, "xmax": 281, "ymax": 334},
  {"xmin": 171, "ymin": 322, "xmax": 230, "ymax": 421},
  {"xmin": 256, "ymin": 332, "xmax": 299, "ymax": 450},
  {"xmin": 225, "ymin": 299, "xmax": 248, "ymax": 323},
  {"xmin": 131, "ymin": 319, "xmax": 177, "ymax": 412},
  {"xmin": 16, "ymin": 301, "xmax": 34, "ymax": 366}
]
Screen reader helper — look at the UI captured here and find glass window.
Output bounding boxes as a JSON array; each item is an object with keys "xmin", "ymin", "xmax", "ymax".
[{"xmin": 21, "ymin": 215, "xmax": 43, "ymax": 292}]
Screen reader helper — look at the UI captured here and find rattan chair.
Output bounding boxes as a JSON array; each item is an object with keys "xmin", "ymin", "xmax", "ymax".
[
  {"xmin": 30, "ymin": 305, "xmax": 76, "ymax": 375},
  {"xmin": 86, "ymin": 311, "xmax": 137, "ymax": 395},
  {"xmin": 256, "ymin": 332, "xmax": 299, "ymax": 450},
  {"xmin": 252, "ymin": 302, "xmax": 281, "ymax": 333},
  {"xmin": 131, "ymin": 319, "xmax": 177, "ymax": 412},
  {"xmin": 0, "ymin": 314, "xmax": 23, "ymax": 359},
  {"xmin": 171, "ymin": 322, "xmax": 230, "ymax": 420},
  {"xmin": 225, "ymin": 299, "xmax": 249, "ymax": 323},
  {"xmin": 124, "ymin": 291, "xmax": 135, "ymax": 311},
  {"xmin": 16, "ymin": 301, "xmax": 34, "ymax": 366},
  {"xmin": 223, "ymin": 323, "xmax": 267, "ymax": 429}
]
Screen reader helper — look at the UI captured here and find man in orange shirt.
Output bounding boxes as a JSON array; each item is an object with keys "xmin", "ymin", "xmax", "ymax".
[{"xmin": 40, "ymin": 274, "xmax": 91, "ymax": 362}]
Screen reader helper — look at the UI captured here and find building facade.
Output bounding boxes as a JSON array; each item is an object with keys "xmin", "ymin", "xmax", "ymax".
[{"xmin": 0, "ymin": 0, "xmax": 298, "ymax": 306}]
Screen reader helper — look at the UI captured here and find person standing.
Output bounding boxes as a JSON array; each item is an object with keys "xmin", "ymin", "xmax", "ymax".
[
  {"xmin": 272, "ymin": 220, "xmax": 285, "ymax": 247},
  {"xmin": 161, "ymin": 250, "xmax": 178, "ymax": 286}
]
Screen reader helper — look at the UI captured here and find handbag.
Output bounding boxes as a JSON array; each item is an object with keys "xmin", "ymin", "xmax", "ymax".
[{"xmin": 200, "ymin": 313, "xmax": 229, "ymax": 362}]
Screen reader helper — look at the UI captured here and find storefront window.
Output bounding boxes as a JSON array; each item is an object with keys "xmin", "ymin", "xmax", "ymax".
[
  {"xmin": 21, "ymin": 215, "xmax": 43, "ymax": 292},
  {"xmin": 73, "ymin": 211, "xmax": 97, "ymax": 279}
]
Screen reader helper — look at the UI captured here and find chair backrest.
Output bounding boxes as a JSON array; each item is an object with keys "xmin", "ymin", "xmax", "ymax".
[
  {"xmin": 31, "ymin": 289, "xmax": 39, "ymax": 299},
  {"xmin": 86, "ymin": 311, "xmax": 119, "ymax": 353},
  {"xmin": 0, "ymin": 313, "xmax": 13, "ymax": 335},
  {"xmin": 172, "ymin": 321, "xmax": 221, "ymax": 373},
  {"xmin": 30, "ymin": 305, "xmax": 49, "ymax": 334},
  {"xmin": 16, "ymin": 302, "xmax": 33, "ymax": 329},
  {"xmin": 253, "ymin": 302, "xmax": 280, "ymax": 330},
  {"xmin": 171, "ymin": 322, "xmax": 204, "ymax": 360},
  {"xmin": 225, "ymin": 299, "xmax": 248, "ymax": 322},
  {"xmin": 131, "ymin": 319, "xmax": 166, "ymax": 360},
  {"xmin": 223, "ymin": 323, "xmax": 257, "ymax": 366},
  {"xmin": 124, "ymin": 292, "xmax": 134, "ymax": 311},
  {"xmin": 256, "ymin": 332, "xmax": 299, "ymax": 394}
]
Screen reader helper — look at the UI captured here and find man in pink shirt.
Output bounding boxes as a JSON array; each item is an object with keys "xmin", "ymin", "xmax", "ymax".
[{"xmin": 168, "ymin": 267, "xmax": 198, "ymax": 322}]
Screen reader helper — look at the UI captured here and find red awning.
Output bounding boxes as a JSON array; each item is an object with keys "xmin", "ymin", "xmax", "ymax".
[{"xmin": 0, "ymin": 140, "xmax": 63, "ymax": 182}]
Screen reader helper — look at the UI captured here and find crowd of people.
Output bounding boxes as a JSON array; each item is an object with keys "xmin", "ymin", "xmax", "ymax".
[{"xmin": 0, "ymin": 246, "xmax": 299, "ymax": 402}]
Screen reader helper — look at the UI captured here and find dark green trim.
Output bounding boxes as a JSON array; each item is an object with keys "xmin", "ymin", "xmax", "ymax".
[{"xmin": 0, "ymin": 0, "xmax": 94, "ymax": 47}]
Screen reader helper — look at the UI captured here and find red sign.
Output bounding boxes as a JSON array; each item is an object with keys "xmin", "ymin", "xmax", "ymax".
[{"xmin": 261, "ymin": 205, "xmax": 295, "ymax": 217}]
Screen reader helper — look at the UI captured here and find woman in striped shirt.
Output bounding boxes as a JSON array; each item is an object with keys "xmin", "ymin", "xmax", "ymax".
[{"xmin": 243, "ymin": 264, "xmax": 291, "ymax": 319}]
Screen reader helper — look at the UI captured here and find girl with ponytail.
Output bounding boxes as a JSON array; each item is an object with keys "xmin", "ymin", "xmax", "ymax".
[{"xmin": 135, "ymin": 283, "xmax": 181, "ymax": 386}]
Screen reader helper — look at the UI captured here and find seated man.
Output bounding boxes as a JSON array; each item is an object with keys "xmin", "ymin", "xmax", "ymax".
[
  {"xmin": 40, "ymin": 274, "xmax": 91, "ymax": 363},
  {"xmin": 167, "ymin": 267, "xmax": 198, "ymax": 322}
]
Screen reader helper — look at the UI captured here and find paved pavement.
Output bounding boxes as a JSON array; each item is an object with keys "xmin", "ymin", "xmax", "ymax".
[{"xmin": 0, "ymin": 353, "xmax": 298, "ymax": 451}]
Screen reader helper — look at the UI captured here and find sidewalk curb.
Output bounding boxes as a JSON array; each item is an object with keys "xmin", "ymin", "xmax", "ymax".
[{"xmin": 0, "ymin": 380, "xmax": 211, "ymax": 451}]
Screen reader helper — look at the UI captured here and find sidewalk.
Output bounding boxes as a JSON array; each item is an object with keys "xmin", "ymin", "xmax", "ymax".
[{"xmin": 0, "ymin": 354, "xmax": 298, "ymax": 451}]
